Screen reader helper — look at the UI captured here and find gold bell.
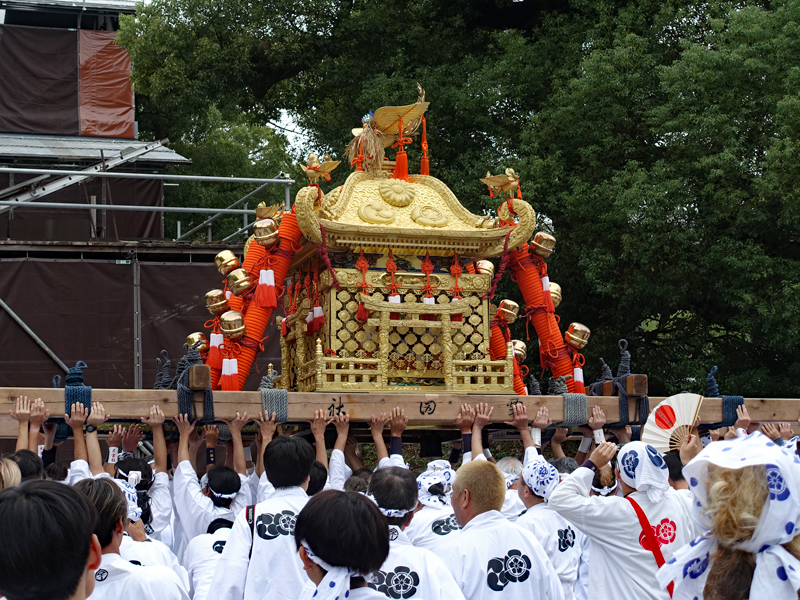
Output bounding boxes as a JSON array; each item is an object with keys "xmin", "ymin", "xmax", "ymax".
[
  {"xmin": 475, "ymin": 260, "xmax": 495, "ymax": 277},
  {"xmin": 214, "ymin": 250, "xmax": 240, "ymax": 275},
  {"xmin": 220, "ymin": 310, "xmax": 246, "ymax": 339},
  {"xmin": 185, "ymin": 332, "xmax": 208, "ymax": 353},
  {"xmin": 550, "ymin": 282, "xmax": 562, "ymax": 309},
  {"xmin": 531, "ymin": 232, "xmax": 556, "ymax": 258},
  {"xmin": 511, "ymin": 339, "xmax": 527, "ymax": 362},
  {"xmin": 565, "ymin": 322, "xmax": 591, "ymax": 350},
  {"xmin": 205, "ymin": 289, "xmax": 228, "ymax": 315},
  {"xmin": 227, "ymin": 268, "xmax": 254, "ymax": 296},
  {"xmin": 253, "ymin": 218, "xmax": 280, "ymax": 248},
  {"xmin": 497, "ymin": 299, "xmax": 520, "ymax": 324}
]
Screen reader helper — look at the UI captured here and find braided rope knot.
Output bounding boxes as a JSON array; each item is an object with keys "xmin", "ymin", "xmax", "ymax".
[{"xmin": 64, "ymin": 361, "xmax": 91, "ymax": 417}]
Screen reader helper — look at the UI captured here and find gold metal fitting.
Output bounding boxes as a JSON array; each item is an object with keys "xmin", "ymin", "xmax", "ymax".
[
  {"xmin": 475, "ymin": 260, "xmax": 495, "ymax": 277},
  {"xmin": 214, "ymin": 250, "xmax": 240, "ymax": 275},
  {"xmin": 226, "ymin": 268, "xmax": 254, "ymax": 297},
  {"xmin": 550, "ymin": 282, "xmax": 562, "ymax": 309},
  {"xmin": 205, "ymin": 289, "xmax": 228, "ymax": 315},
  {"xmin": 253, "ymin": 218, "xmax": 280, "ymax": 248},
  {"xmin": 185, "ymin": 332, "xmax": 208, "ymax": 353},
  {"xmin": 497, "ymin": 299, "xmax": 520, "ymax": 324},
  {"xmin": 531, "ymin": 232, "xmax": 556, "ymax": 258},
  {"xmin": 565, "ymin": 322, "xmax": 591, "ymax": 349},
  {"xmin": 220, "ymin": 310, "xmax": 246, "ymax": 339},
  {"xmin": 511, "ymin": 339, "xmax": 527, "ymax": 362}
]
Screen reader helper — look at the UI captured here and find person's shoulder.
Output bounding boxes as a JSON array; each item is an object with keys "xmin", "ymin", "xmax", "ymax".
[
  {"xmin": 349, "ymin": 587, "xmax": 386, "ymax": 600},
  {"xmin": 128, "ymin": 564, "xmax": 186, "ymax": 589},
  {"xmin": 186, "ymin": 532, "xmax": 213, "ymax": 549}
]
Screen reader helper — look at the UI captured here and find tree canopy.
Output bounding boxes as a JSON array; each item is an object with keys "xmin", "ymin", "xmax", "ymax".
[{"xmin": 119, "ymin": 0, "xmax": 800, "ymax": 397}]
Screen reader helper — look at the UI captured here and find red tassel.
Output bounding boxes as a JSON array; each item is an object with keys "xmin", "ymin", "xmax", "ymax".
[
  {"xmin": 450, "ymin": 297, "xmax": 463, "ymax": 322},
  {"xmin": 488, "ymin": 188, "xmax": 494, "ymax": 198},
  {"xmin": 421, "ymin": 296, "xmax": 435, "ymax": 321},
  {"xmin": 393, "ymin": 150, "xmax": 409, "ymax": 182},
  {"xmin": 312, "ymin": 305, "xmax": 325, "ymax": 331},
  {"xmin": 388, "ymin": 294, "xmax": 401, "ymax": 321},
  {"xmin": 420, "ymin": 115, "xmax": 430, "ymax": 176},
  {"xmin": 573, "ymin": 367, "xmax": 586, "ymax": 394},
  {"xmin": 254, "ymin": 269, "xmax": 277, "ymax": 309},
  {"xmin": 207, "ymin": 333, "xmax": 223, "ymax": 370},
  {"xmin": 281, "ymin": 319, "xmax": 288, "ymax": 337},
  {"xmin": 305, "ymin": 310, "xmax": 315, "ymax": 336},
  {"xmin": 356, "ymin": 302, "xmax": 369, "ymax": 322},
  {"xmin": 517, "ymin": 186, "xmax": 522, "ymax": 199},
  {"xmin": 220, "ymin": 358, "xmax": 232, "ymax": 390}
]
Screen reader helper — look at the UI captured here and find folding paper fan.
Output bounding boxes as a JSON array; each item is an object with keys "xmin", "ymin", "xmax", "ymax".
[{"xmin": 642, "ymin": 393, "xmax": 704, "ymax": 453}]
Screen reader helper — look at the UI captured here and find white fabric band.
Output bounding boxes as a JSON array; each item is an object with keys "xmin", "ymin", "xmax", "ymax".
[
  {"xmin": 108, "ymin": 446, "xmax": 119, "ymax": 464},
  {"xmin": 594, "ymin": 429, "xmax": 605, "ymax": 444},
  {"xmin": 531, "ymin": 428, "xmax": 542, "ymax": 447}
]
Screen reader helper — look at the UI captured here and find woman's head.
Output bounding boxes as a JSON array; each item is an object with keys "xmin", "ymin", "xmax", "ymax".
[{"xmin": 0, "ymin": 458, "xmax": 22, "ymax": 492}]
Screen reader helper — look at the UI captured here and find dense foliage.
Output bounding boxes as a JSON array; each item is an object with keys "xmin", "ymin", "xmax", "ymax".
[{"xmin": 119, "ymin": 0, "xmax": 800, "ymax": 396}]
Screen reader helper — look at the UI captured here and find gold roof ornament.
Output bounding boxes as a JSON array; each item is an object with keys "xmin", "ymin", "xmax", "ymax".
[
  {"xmin": 480, "ymin": 168, "xmax": 520, "ymax": 200},
  {"xmin": 301, "ymin": 152, "xmax": 340, "ymax": 185}
]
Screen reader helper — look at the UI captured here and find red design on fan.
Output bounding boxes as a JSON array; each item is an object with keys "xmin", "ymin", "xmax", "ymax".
[
  {"xmin": 655, "ymin": 405, "xmax": 677, "ymax": 429},
  {"xmin": 638, "ymin": 518, "xmax": 677, "ymax": 550}
]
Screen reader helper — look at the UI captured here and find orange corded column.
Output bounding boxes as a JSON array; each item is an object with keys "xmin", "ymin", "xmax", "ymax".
[{"xmin": 488, "ymin": 300, "xmax": 527, "ymax": 395}]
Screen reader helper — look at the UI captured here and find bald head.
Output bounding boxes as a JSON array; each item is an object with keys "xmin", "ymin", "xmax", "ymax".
[{"xmin": 452, "ymin": 460, "xmax": 505, "ymax": 525}]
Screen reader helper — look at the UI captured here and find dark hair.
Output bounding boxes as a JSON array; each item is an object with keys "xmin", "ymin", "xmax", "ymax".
[
  {"xmin": 206, "ymin": 465, "xmax": 241, "ymax": 508},
  {"xmin": 74, "ymin": 478, "xmax": 126, "ymax": 548},
  {"xmin": 344, "ymin": 468, "xmax": 372, "ymax": 493},
  {"xmin": 368, "ymin": 467, "xmax": 417, "ymax": 526},
  {"xmin": 9, "ymin": 450, "xmax": 43, "ymax": 481},
  {"xmin": 295, "ymin": 490, "xmax": 389, "ymax": 576},
  {"xmin": 0, "ymin": 481, "xmax": 98, "ymax": 600},
  {"xmin": 308, "ymin": 461, "xmax": 328, "ymax": 496},
  {"xmin": 207, "ymin": 517, "xmax": 234, "ymax": 535},
  {"xmin": 264, "ymin": 436, "xmax": 314, "ymax": 489},
  {"xmin": 664, "ymin": 450, "xmax": 685, "ymax": 483},
  {"xmin": 44, "ymin": 462, "xmax": 68, "ymax": 482},
  {"xmin": 551, "ymin": 457, "xmax": 579, "ymax": 475},
  {"xmin": 116, "ymin": 458, "xmax": 154, "ymax": 523}
]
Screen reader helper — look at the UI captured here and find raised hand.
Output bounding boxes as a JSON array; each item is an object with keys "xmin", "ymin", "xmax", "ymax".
[
  {"xmin": 173, "ymin": 415, "xmax": 195, "ymax": 439},
  {"xmin": 307, "ymin": 409, "xmax": 332, "ymax": 437},
  {"xmin": 456, "ymin": 403, "xmax": 476, "ymax": 434},
  {"xmin": 389, "ymin": 407, "xmax": 408, "ymax": 437},
  {"xmin": 370, "ymin": 413, "xmax": 388, "ymax": 436},
  {"xmin": 204, "ymin": 424, "xmax": 220, "ymax": 447},
  {"xmin": 87, "ymin": 403, "xmax": 109, "ymax": 427},
  {"xmin": 734, "ymin": 405, "xmax": 751, "ymax": 431},
  {"xmin": 29, "ymin": 398, "xmax": 49, "ymax": 429},
  {"xmin": 226, "ymin": 411, "xmax": 250, "ymax": 435},
  {"xmin": 589, "ymin": 441, "xmax": 618, "ymax": 469},
  {"xmin": 333, "ymin": 413, "xmax": 350, "ymax": 437},
  {"xmin": 66, "ymin": 404, "xmax": 88, "ymax": 429},
  {"xmin": 761, "ymin": 422, "xmax": 781, "ymax": 442},
  {"xmin": 122, "ymin": 424, "xmax": 143, "ymax": 452},
  {"xmin": 588, "ymin": 405, "xmax": 606, "ymax": 431},
  {"xmin": 141, "ymin": 405, "xmax": 166, "ymax": 427},
  {"xmin": 473, "ymin": 402, "xmax": 494, "ymax": 430},
  {"xmin": 680, "ymin": 433, "xmax": 703, "ymax": 465},
  {"xmin": 781, "ymin": 422, "xmax": 794, "ymax": 440},
  {"xmin": 552, "ymin": 427, "xmax": 569, "ymax": 445},
  {"xmin": 532, "ymin": 406, "xmax": 552, "ymax": 430},
  {"xmin": 256, "ymin": 410, "xmax": 279, "ymax": 446},
  {"xmin": 504, "ymin": 403, "xmax": 530, "ymax": 430},
  {"xmin": 9, "ymin": 396, "xmax": 31, "ymax": 422}
]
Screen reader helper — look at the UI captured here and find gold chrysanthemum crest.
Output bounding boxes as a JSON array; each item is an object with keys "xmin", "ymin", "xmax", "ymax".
[{"xmin": 379, "ymin": 179, "xmax": 415, "ymax": 207}]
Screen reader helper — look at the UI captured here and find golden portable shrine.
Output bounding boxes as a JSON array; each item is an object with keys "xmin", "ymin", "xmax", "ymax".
[{"xmin": 189, "ymin": 90, "xmax": 592, "ymax": 398}]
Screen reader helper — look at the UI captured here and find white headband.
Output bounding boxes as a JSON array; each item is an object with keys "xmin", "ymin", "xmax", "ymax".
[
  {"xmin": 364, "ymin": 494, "xmax": 414, "ymax": 519},
  {"xmin": 591, "ymin": 482, "xmax": 618, "ymax": 496},
  {"xmin": 302, "ymin": 539, "xmax": 368, "ymax": 600}
]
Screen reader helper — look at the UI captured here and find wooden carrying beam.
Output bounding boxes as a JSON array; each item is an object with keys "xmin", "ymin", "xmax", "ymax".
[{"xmin": 1, "ymin": 387, "xmax": 798, "ymax": 438}]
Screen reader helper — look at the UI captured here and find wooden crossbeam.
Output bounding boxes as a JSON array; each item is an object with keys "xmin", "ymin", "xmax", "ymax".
[{"xmin": 1, "ymin": 387, "xmax": 798, "ymax": 438}]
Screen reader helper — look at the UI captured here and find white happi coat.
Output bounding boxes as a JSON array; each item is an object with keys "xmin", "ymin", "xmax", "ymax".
[
  {"xmin": 208, "ymin": 486, "xmax": 309, "ymax": 600},
  {"xmin": 516, "ymin": 503, "xmax": 581, "ymax": 600},
  {"xmin": 501, "ymin": 488, "xmax": 526, "ymax": 522},
  {"xmin": 404, "ymin": 504, "xmax": 461, "ymax": 552},
  {"xmin": 548, "ymin": 466, "xmax": 698, "ymax": 600},
  {"xmin": 172, "ymin": 460, "xmax": 250, "ymax": 546},
  {"xmin": 183, "ymin": 527, "xmax": 231, "ymax": 600},
  {"xmin": 439, "ymin": 510, "xmax": 564, "ymax": 600},
  {"xmin": 90, "ymin": 552, "xmax": 189, "ymax": 600},
  {"xmin": 368, "ymin": 525, "xmax": 465, "ymax": 600},
  {"xmin": 119, "ymin": 533, "xmax": 189, "ymax": 590},
  {"xmin": 147, "ymin": 470, "xmax": 173, "ymax": 542}
]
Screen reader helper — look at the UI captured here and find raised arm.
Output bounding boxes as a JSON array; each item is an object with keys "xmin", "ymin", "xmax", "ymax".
[
  {"xmin": 471, "ymin": 402, "xmax": 494, "ymax": 459},
  {"xmin": 576, "ymin": 406, "xmax": 606, "ymax": 464},
  {"xmin": 66, "ymin": 404, "xmax": 88, "ymax": 463},
  {"xmin": 370, "ymin": 412, "xmax": 389, "ymax": 463},
  {"xmin": 308, "ymin": 409, "xmax": 332, "ymax": 468},
  {"xmin": 104, "ymin": 424, "xmax": 123, "ymax": 476},
  {"xmin": 203, "ymin": 425, "xmax": 220, "ymax": 473},
  {"xmin": 388, "ymin": 407, "xmax": 408, "ymax": 464},
  {"xmin": 504, "ymin": 403, "xmax": 532, "ymax": 449},
  {"xmin": 86, "ymin": 402, "xmax": 110, "ymax": 475},
  {"xmin": 175, "ymin": 413, "xmax": 197, "ymax": 465},
  {"xmin": 329, "ymin": 414, "xmax": 351, "ymax": 491},
  {"xmin": 225, "ymin": 412, "xmax": 249, "ymax": 476},
  {"xmin": 456, "ymin": 403, "xmax": 476, "ymax": 461},
  {"xmin": 550, "ymin": 428, "xmax": 569, "ymax": 460},
  {"xmin": 28, "ymin": 398, "xmax": 49, "ymax": 454},
  {"xmin": 10, "ymin": 396, "xmax": 31, "ymax": 453},
  {"xmin": 255, "ymin": 411, "xmax": 279, "ymax": 477},
  {"xmin": 141, "ymin": 406, "xmax": 168, "ymax": 473}
]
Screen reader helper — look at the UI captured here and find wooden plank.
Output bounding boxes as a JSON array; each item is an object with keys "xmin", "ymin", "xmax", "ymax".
[
  {"xmin": 601, "ymin": 375, "xmax": 648, "ymax": 397},
  {"xmin": 1, "ymin": 388, "xmax": 799, "ymax": 429}
]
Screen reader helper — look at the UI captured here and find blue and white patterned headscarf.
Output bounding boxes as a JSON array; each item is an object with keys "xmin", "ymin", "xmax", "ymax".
[
  {"xmin": 617, "ymin": 441, "xmax": 670, "ymax": 503},
  {"xmin": 416, "ymin": 460, "xmax": 455, "ymax": 508},
  {"xmin": 112, "ymin": 478, "xmax": 143, "ymax": 522},
  {"xmin": 657, "ymin": 432, "xmax": 800, "ymax": 599},
  {"xmin": 521, "ymin": 458, "xmax": 559, "ymax": 501}
]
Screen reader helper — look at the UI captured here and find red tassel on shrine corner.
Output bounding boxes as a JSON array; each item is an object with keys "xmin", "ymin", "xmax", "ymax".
[
  {"xmin": 281, "ymin": 318, "xmax": 288, "ymax": 337},
  {"xmin": 221, "ymin": 358, "xmax": 239, "ymax": 390},
  {"xmin": 388, "ymin": 294, "xmax": 401, "ymax": 321},
  {"xmin": 312, "ymin": 305, "xmax": 325, "ymax": 331},
  {"xmin": 450, "ymin": 297, "xmax": 463, "ymax": 322},
  {"xmin": 207, "ymin": 333, "xmax": 224, "ymax": 370},
  {"xmin": 254, "ymin": 269, "xmax": 277, "ymax": 309},
  {"xmin": 305, "ymin": 310, "xmax": 315, "ymax": 336},
  {"xmin": 356, "ymin": 301, "xmax": 370, "ymax": 322},
  {"xmin": 421, "ymin": 296, "xmax": 436, "ymax": 321}
]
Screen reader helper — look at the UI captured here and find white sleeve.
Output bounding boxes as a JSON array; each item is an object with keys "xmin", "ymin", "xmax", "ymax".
[
  {"xmin": 387, "ymin": 454, "xmax": 407, "ymax": 468},
  {"xmin": 243, "ymin": 471, "xmax": 260, "ymax": 505},
  {"xmin": 207, "ymin": 508, "xmax": 252, "ymax": 600},
  {"xmin": 148, "ymin": 472, "xmax": 173, "ymax": 537},
  {"xmin": 462, "ymin": 451, "xmax": 472, "ymax": 464},
  {"xmin": 523, "ymin": 446, "xmax": 540, "ymax": 466},
  {"xmin": 257, "ymin": 471, "xmax": 275, "ymax": 502},
  {"xmin": 66, "ymin": 459, "xmax": 92, "ymax": 486},
  {"xmin": 172, "ymin": 460, "xmax": 214, "ymax": 542},
  {"xmin": 328, "ymin": 449, "xmax": 349, "ymax": 491},
  {"xmin": 547, "ymin": 467, "xmax": 632, "ymax": 539},
  {"xmin": 229, "ymin": 474, "xmax": 250, "ymax": 515},
  {"xmin": 131, "ymin": 567, "xmax": 190, "ymax": 599}
]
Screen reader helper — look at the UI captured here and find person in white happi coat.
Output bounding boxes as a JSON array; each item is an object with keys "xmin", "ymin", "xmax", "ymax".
[
  {"xmin": 439, "ymin": 407, "xmax": 564, "ymax": 600},
  {"xmin": 183, "ymin": 518, "xmax": 233, "ymax": 600},
  {"xmin": 119, "ymin": 527, "xmax": 189, "ymax": 589},
  {"xmin": 366, "ymin": 467, "xmax": 465, "ymax": 600},
  {"xmin": 172, "ymin": 413, "xmax": 251, "ymax": 550},
  {"xmin": 73, "ymin": 477, "xmax": 188, "ymax": 600},
  {"xmin": 404, "ymin": 459, "xmax": 462, "ymax": 550},
  {"xmin": 548, "ymin": 438, "xmax": 700, "ymax": 600},
  {"xmin": 208, "ymin": 426, "xmax": 315, "ymax": 600}
]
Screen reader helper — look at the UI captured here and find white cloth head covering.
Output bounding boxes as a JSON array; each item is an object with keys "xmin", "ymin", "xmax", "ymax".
[
  {"xmin": 657, "ymin": 432, "xmax": 800, "ymax": 599},
  {"xmin": 617, "ymin": 441, "xmax": 670, "ymax": 503},
  {"xmin": 111, "ymin": 479, "xmax": 143, "ymax": 522},
  {"xmin": 503, "ymin": 473, "xmax": 519, "ymax": 489},
  {"xmin": 416, "ymin": 460, "xmax": 455, "ymax": 508},
  {"xmin": 521, "ymin": 457, "xmax": 559, "ymax": 501},
  {"xmin": 302, "ymin": 539, "xmax": 368, "ymax": 600},
  {"xmin": 200, "ymin": 472, "xmax": 238, "ymax": 500},
  {"xmin": 364, "ymin": 494, "xmax": 413, "ymax": 519}
]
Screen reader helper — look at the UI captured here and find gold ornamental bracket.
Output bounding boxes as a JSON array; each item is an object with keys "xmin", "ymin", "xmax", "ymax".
[{"xmin": 359, "ymin": 293, "xmax": 471, "ymax": 316}]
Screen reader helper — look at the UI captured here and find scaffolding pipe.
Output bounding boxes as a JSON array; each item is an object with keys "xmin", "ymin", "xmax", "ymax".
[
  {"xmin": 0, "ymin": 167, "xmax": 295, "ymax": 185},
  {"xmin": 0, "ymin": 296, "xmax": 69, "ymax": 373},
  {"xmin": 221, "ymin": 221, "xmax": 255, "ymax": 242},
  {"xmin": 0, "ymin": 201, "xmax": 254, "ymax": 215}
]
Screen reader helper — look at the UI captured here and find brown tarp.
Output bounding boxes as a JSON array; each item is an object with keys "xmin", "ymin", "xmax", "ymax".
[
  {"xmin": 0, "ymin": 257, "xmax": 280, "ymax": 392},
  {"xmin": 0, "ymin": 173, "xmax": 163, "ymax": 241},
  {"xmin": 79, "ymin": 31, "xmax": 135, "ymax": 139},
  {"xmin": 0, "ymin": 25, "xmax": 80, "ymax": 135}
]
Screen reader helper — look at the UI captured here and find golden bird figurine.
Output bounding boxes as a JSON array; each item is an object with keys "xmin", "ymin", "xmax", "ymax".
[
  {"xmin": 301, "ymin": 152, "xmax": 340, "ymax": 185},
  {"xmin": 480, "ymin": 168, "xmax": 520, "ymax": 199}
]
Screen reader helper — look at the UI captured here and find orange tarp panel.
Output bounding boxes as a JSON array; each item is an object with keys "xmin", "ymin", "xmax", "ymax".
[{"xmin": 79, "ymin": 31, "xmax": 134, "ymax": 139}]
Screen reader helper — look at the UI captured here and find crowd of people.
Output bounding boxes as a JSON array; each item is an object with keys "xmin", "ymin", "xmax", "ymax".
[{"xmin": 1, "ymin": 396, "xmax": 799, "ymax": 600}]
